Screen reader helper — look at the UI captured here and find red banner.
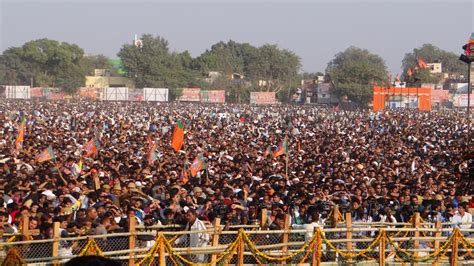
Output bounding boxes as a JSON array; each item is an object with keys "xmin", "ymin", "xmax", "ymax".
[
  {"xmin": 180, "ymin": 88, "xmax": 201, "ymax": 102},
  {"xmin": 201, "ymin": 90, "xmax": 225, "ymax": 103},
  {"xmin": 79, "ymin": 87, "xmax": 99, "ymax": 99},
  {"xmin": 250, "ymin": 92, "xmax": 277, "ymax": 104},
  {"xmin": 30, "ymin": 87, "xmax": 43, "ymax": 97}
]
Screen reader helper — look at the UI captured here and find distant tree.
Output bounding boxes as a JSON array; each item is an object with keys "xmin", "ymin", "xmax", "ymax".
[
  {"xmin": 84, "ymin": 54, "xmax": 112, "ymax": 75},
  {"xmin": 326, "ymin": 46, "xmax": 388, "ymax": 105},
  {"xmin": 247, "ymin": 44, "xmax": 301, "ymax": 94},
  {"xmin": 401, "ymin": 44, "xmax": 467, "ymax": 85},
  {"xmin": 300, "ymin": 72, "xmax": 324, "ymax": 80},
  {"xmin": 118, "ymin": 34, "xmax": 199, "ymax": 89},
  {"xmin": 191, "ymin": 40, "xmax": 258, "ymax": 76},
  {"xmin": 0, "ymin": 39, "xmax": 86, "ymax": 93}
]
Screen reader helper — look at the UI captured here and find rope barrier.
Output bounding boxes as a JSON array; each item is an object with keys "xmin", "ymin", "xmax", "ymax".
[{"xmin": 6, "ymin": 226, "xmax": 473, "ymax": 265}]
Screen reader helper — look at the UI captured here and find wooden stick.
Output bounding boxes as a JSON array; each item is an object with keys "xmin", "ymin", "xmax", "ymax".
[
  {"xmin": 128, "ymin": 213, "xmax": 136, "ymax": 266},
  {"xmin": 345, "ymin": 212, "xmax": 353, "ymax": 264},
  {"xmin": 210, "ymin": 218, "xmax": 221, "ymax": 266},
  {"xmin": 432, "ymin": 220, "xmax": 441, "ymax": 266},
  {"xmin": 413, "ymin": 212, "xmax": 420, "ymax": 266},
  {"xmin": 52, "ymin": 222, "xmax": 60, "ymax": 266}
]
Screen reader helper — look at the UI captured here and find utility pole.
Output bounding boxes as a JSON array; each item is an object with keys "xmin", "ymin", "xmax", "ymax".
[{"xmin": 459, "ymin": 33, "xmax": 473, "ymax": 148}]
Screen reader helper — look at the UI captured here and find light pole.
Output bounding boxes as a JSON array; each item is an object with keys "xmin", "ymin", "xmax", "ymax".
[{"xmin": 459, "ymin": 34, "xmax": 473, "ymax": 147}]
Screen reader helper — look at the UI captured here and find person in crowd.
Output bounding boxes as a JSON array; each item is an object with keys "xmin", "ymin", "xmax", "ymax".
[{"xmin": 0, "ymin": 101, "xmax": 471, "ymax": 250}]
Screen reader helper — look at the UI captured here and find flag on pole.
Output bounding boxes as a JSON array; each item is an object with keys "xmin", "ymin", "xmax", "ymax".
[
  {"xmin": 273, "ymin": 138, "xmax": 288, "ymax": 158},
  {"xmin": 263, "ymin": 145, "xmax": 272, "ymax": 157},
  {"xmin": 180, "ymin": 161, "xmax": 189, "ymax": 184},
  {"xmin": 171, "ymin": 120, "xmax": 184, "ymax": 152},
  {"xmin": 15, "ymin": 116, "xmax": 27, "ymax": 150},
  {"xmin": 84, "ymin": 138, "xmax": 100, "ymax": 157},
  {"xmin": 147, "ymin": 144, "xmax": 158, "ymax": 166},
  {"xmin": 417, "ymin": 58, "xmax": 428, "ymax": 69},
  {"xmin": 36, "ymin": 146, "xmax": 56, "ymax": 163},
  {"xmin": 190, "ymin": 154, "xmax": 206, "ymax": 177}
]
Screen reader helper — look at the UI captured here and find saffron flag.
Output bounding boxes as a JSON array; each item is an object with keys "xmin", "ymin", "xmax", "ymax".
[
  {"xmin": 180, "ymin": 161, "xmax": 189, "ymax": 184},
  {"xmin": 273, "ymin": 138, "xmax": 288, "ymax": 158},
  {"xmin": 36, "ymin": 146, "xmax": 56, "ymax": 163},
  {"xmin": 417, "ymin": 58, "xmax": 428, "ymax": 69},
  {"xmin": 147, "ymin": 145, "xmax": 158, "ymax": 166},
  {"xmin": 407, "ymin": 68, "xmax": 413, "ymax": 77},
  {"xmin": 84, "ymin": 138, "xmax": 100, "ymax": 157},
  {"xmin": 263, "ymin": 145, "xmax": 272, "ymax": 157},
  {"xmin": 171, "ymin": 120, "xmax": 184, "ymax": 152},
  {"xmin": 15, "ymin": 116, "xmax": 27, "ymax": 150},
  {"xmin": 190, "ymin": 154, "xmax": 206, "ymax": 177}
]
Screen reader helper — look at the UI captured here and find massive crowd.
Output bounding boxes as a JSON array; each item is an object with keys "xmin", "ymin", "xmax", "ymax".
[{"xmin": 0, "ymin": 101, "xmax": 472, "ymax": 244}]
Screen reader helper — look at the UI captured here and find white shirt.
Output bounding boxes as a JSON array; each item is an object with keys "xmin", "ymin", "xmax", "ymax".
[
  {"xmin": 292, "ymin": 221, "xmax": 324, "ymax": 241},
  {"xmin": 452, "ymin": 212, "xmax": 473, "ymax": 229}
]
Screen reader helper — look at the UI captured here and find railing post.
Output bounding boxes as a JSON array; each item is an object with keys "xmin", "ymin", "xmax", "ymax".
[
  {"xmin": 238, "ymin": 229, "xmax": 244, "ymax": 266},
  {"xmin": 379, "ymin": 229, "xmax": 385, "ymax": 266},
  {"xmin": 210, "ymin": 218, "xmax": 221, "ymax": 266},
  {"xmin": 316, "ymin": 228, "xmax": 322, "ymax": 266},
  {"xmin": 331, "ymin": 205, "xmax": 340, "ymax": 228},
  {"xmin": 432, "ymin": 220, "xmax": 441, "ymax": 266},
  {"xmin": 21, "ymin": 215, "xmax": 29, "ymax": 241},
  {"xmin": 159, "ymin": 234, "xmax": 166, "ymax": 266},
  {"xmin": 260, "ymin": 208, "xmax": 267, "ymax": 228},
  {"xmin": 412, "ymin": 212, "xmax": 420, "ymax": 266},
  {"xmin": 128, "ymin": 213, "xmax": 136, "ymax": 266},
  {"xmin": 52, "ymin": 221, "xmax": 60, "ymax": 266},
  {"xmin": 281, "ymin": 214, "xmax": 290, "ymax": 264},
  {"xmin": 345, "ymin": 212, "xmax": 353, "ymax": 264},
  {"xmin": 450, "ymin": 228, "xmax": 459, "ymax": 266},
  {"xmin": 311, "ymin": 227, "xmax": 318, "ymax": 266}
]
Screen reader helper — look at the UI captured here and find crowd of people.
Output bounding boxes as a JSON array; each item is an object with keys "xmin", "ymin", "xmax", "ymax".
[{"xmin": 0, "ymin": 100, "xmax": 472, "ymax": 246}]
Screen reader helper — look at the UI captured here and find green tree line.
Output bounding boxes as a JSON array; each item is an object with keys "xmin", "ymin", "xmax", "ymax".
[{"xmin": 0, "ymin": 35, "xmax": 467, "ymax": 105}]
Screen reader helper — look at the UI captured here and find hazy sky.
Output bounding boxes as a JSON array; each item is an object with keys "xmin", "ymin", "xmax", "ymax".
[{"xmin": 1, "ymin": 0, "xmax": 473, "ymax": 74}]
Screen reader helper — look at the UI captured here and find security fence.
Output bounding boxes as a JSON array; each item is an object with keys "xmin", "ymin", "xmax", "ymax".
[{"xmin": 0, "ymin": 211, "xmax": 472, "ymax": 265}]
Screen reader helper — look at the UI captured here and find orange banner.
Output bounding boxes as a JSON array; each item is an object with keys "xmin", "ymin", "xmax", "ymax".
[{"xmin": 180, "ymin": 88, "xmax": 201, "ymax": 102}]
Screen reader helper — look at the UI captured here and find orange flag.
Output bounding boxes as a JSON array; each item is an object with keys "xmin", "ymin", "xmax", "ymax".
[
  {"xmin": 84, "ymin": 138, "xmax": 100, "ymax": 157},
  {"xmin": 190, "ymin": 154, "xmax": 206, "ymax": 177},
  {"xmin": 15, "ymin": 116, "xmax": 26, "ymax": 150},
  {"xmin": 417, "ymin": 58, "xmax": 428, "ymax": 69},
  {"xmin": 171, "ymin": 120, "xmax": 184, "ymax": 152}
]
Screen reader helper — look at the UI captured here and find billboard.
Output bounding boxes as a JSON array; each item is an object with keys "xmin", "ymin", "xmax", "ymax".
[
  {"xmin": 201, "ymin": 90, "xmax": 225, "ymax": 103},
  {"xmin": 102, "ymin": 87, "xmax": 129, "ymax": 101},
  {"xmin": 180, "ymin": 88, "xmax": 201, "ymax": 102},
  {"xmin": 373, "ymin": 86, "xmax": 431, "ymax": 112},
  {"xmin": 128, "ymin": 89, "xmax": 143, "ymax": 101},
  {"xmin": 430, "ymin": 90, "xmax": 449, "ymax": 103},
  {"xmin": 79, "ymin": 87, "xmax": 99, "ymax": 99},
  {"xmin": 30, "ymin": 87, "xmax": 44, "ymax": 98},
  {"xmin": 453, "ymin": 94, "xmax": 474, "ymax": 107},
  {"xmin": 250, "ymin": 92, "xmax": 277, "ymax": 104},
  {"xmin": 144, "ymin": 88, "xmax": 169, "ymax": 102},
  {"xmin": 48, "ymin": 92, "xmax": 66, "ymax": 100},
  {"xmin": 5, "ymin": 86, "xmax": 30, "ymax": 99}
]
